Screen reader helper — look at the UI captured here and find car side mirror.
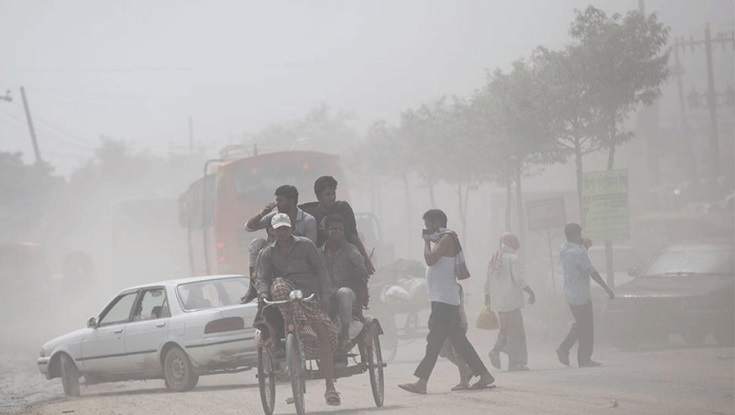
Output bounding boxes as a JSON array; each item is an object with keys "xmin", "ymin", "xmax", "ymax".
[
  {"xmin": 627, "ymin": 269, "xmax": 639, "ymax": 277},
  {"xmin": 87, "ymin": 317, "xmax": 98, "ymax": 328}
]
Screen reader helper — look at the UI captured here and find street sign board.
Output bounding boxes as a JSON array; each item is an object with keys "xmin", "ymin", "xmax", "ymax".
[
  {"xmin": 582, "ymin": 169, "xmax": 630, "ymax": 241},
  {"xmin": 526, "ymin": 196, "xmax": 567, "ymax": 231}
]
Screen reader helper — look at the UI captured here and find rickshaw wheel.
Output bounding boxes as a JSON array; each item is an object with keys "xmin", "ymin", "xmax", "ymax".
[
  {"xmin": 257, "ymin": 345, "xmax": 276, "ymax": 415},
  {"xmin": 365, "ymin": 322, "xmax": 385, "ymax": 407},
  {"xmin": 286, "ymin": 333, "xmax": 306, "ymax": 415}
]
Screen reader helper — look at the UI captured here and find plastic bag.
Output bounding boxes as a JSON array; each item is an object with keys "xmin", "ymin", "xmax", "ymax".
[{"xmin": 475, "ymin": 306, "xmax": 500, "ymax": 330}]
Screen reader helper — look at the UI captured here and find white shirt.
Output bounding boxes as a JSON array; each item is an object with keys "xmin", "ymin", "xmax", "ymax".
[
  {"xmin": 425, "ymin": 255, "xmax": 461, "ymax": 306},
  {"xmin": 485, "ymin": 246, "xmax": 526, "ymax": 312}
]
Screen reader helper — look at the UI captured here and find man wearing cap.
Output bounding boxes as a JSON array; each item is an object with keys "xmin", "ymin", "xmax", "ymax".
[
  {"xmin": 255, "ymin": 213, "xmax": 342, "ymax": 406},
  {"xmin": 245, "ymin": 184, "xmax": 317, "ymax": 244}
]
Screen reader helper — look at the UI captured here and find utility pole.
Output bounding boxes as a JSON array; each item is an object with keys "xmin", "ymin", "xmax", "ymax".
[
  {"xmin": 637, "ymin": 0, "xmax": 662, "ymax": 186},
  {"xmin": 674, "ymin": 25, "xmax": 735, "ymax": 180},
  {"xmin": 188, "ymin": 116, "xmax": 194, "ymax": 155},
  {"xmin": 672, "ymin": 47, "xmax": 697, "ymax": 181},
  {"xmin": 704, "ymin": 24, "xmax": 720, "ymax": 177},
  {"xmin": 20, "ymin": 86, "xmax": 43, "ymax": 165}
]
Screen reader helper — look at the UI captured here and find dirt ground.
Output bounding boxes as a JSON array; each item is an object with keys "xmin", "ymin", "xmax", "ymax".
[{"xmin": 5, "ymin": 325, "xmax": 734, "ymax": 415}]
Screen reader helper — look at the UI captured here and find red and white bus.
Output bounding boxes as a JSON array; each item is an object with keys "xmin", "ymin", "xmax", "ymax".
[{"xmin": 179, "ymin": 150, "xmax": 347, "ymax": 276}]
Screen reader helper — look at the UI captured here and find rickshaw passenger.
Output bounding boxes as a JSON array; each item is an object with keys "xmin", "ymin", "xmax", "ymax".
[
  {"xmin": 320, "ymin": 213, "xmax": 369, "ymax": 345},
  {"xmin": 256, "ymin": 213, "xmax": 342, "ymax": 406}
]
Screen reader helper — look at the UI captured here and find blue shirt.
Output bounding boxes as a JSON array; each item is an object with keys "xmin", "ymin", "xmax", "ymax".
[{"xmin": 560, "ymin": 242, "xmax": 597, "ymax": 305}]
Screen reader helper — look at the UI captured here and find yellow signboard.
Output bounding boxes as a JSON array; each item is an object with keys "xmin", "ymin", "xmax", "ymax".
[{"xmin": 582, "ymin": 169, "xmax": 629, "ymax": 241}]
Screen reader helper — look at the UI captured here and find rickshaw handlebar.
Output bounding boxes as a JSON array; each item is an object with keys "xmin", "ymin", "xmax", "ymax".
[{"xmin": 262, "ymin": 292, "xmax": 316, "ymax": 306}]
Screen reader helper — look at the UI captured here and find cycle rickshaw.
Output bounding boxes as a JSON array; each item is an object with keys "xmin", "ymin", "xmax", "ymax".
[{"xmin": 256, "ymin": 289, "xmax": 386, "ymax": 415}]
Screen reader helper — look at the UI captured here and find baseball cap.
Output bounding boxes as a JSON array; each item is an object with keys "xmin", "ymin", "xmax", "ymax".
[{"xmin": 271, "ymin": 213, "xmax": 292, "ymax": 229}]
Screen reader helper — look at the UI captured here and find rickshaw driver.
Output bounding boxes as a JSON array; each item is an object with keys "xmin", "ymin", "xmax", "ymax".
[{"xmin": 255, "ymin": 213, "xmax": 343, "ymax": 406}]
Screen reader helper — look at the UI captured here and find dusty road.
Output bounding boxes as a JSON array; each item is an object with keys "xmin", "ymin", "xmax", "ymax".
[{"xmin": 8, "ymin": 334, "xmax": 734, "ymax": 415}]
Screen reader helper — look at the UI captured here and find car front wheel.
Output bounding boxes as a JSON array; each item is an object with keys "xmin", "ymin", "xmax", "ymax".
[
  {"xmin": 163, "ymin": 347, "xmax": 199, "ymax": 392},
  {"xmin": 59, "ymin": 354, "xmax": 80, "ymax": 397}
]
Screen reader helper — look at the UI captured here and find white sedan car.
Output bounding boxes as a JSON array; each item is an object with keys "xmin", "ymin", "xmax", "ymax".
[{"xmin": 37, "ymin": 274, "xmax": 259, "ymax": 396}]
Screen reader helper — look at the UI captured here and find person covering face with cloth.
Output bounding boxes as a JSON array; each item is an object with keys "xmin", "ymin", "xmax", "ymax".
[
  {"xmin": 485, "ymin": 232, "xmax": 535, "ymax": 372},
  {"xmin": 398, "ymin": 209, "xmax": 495, "ymax": 394}
]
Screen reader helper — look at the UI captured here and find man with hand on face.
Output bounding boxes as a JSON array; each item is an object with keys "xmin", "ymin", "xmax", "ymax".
[
  {"xmin": 399, "ymin": 209, "xmax": 495, "ymax": 394},
  {"xmin": 300, "ymin": 176, "xmax": 375, "ymax": 274},
  {"xmin": 245, "ymin": 184, "xmax": 317, "ymax": 244},
  {"xmin": 255, "ymin": 213, "xmax": 342, "ymax": 406}
]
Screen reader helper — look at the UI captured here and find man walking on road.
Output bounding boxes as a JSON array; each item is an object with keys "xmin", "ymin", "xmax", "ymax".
[
  {"xmin": 556, "ymin": 223, "xmax": 615, "ymax": 368},
  {"xmin": 399, "ymin": 209, "xmax": 495, "ymax": 394}
]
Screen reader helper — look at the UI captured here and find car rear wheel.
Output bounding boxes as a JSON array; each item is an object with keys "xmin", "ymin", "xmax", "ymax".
[
  {"xmin": 60, "ymin": 354, "xmax": 80, "ymax": 397},
  {"xmin": 164, "ymin": 347, "xmax": 199, "ymax": 392}
]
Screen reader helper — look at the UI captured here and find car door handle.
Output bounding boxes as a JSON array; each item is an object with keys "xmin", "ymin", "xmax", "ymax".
[
  {"xmin": 113, "ymin": 328, "xmax": 123, "ymax": 334},
  {"xmin": 156, "ymin": 322, "xmax": 166, "ymax": 328}
]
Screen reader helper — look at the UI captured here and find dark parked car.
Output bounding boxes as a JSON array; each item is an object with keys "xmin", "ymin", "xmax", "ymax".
[{"xmin": 603, "ymin": 239, "xmax": 734, "ymax": 349}]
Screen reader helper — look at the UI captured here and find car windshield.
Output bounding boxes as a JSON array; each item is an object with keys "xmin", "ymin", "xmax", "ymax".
[
  {"xmin": 640, "ymin": 244, "xmax": 734, "ymax": 276},
  {"xmin": 588, "ymin": 247, "xmax": 641, "ymax": 272},
  {"xmin": 177, "ymin": 277, "xmax": 248, "ymax": 311}
]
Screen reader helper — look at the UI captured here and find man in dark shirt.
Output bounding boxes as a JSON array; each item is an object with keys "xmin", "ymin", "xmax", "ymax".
[{"xmin": 300, "ymin": 175, "xmax": 375, "ymax": 274}]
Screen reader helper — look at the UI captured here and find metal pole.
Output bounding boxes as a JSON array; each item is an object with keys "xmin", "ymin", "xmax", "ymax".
[
  {"xmin": 673, "ymin": 46, "xmax": 697, "ymax": 181},
  {"xmin": 188, "ymin": 116, "xmax": 194, "ymax": 155},
  {"xmin": 20, "ymin": 86, "xmax": 42, "ymax": 165},
  {"xmin": 548, "ymin": 229, "xmax": 556, "ymax": 294},
  {"xmin": 704, "ymin": 23, "xmax": 721, "ymax": 178}
]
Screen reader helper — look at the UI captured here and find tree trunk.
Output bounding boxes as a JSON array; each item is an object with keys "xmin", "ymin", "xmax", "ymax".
[
  {"xmin": 514, "ymin": 160, "xmax": 526, "ymax": 274},
  {"xmin": 403, "ymin": 171, "xmax": 413, "ymax": 258},
  {"xmin": 607, "ymin": 112, "xmax": 617, "ymax": 170},
  {"xmin": 605, "ymin": 111, "xmax": 616, "ymax": 287},
  {"xmin": 505, "ymin": 177, "xmax": 513, "ymax": 231},
  {"xmin": 457, "ymin": 183, "xmax": 466, "ymax": 244},
  {"xmin": 428, "ymin": 178, "xmax": 437, "ymax": 208},
  {"xmin": 574, "ymin": 137, "xmax": 585, "ymax": 226}
]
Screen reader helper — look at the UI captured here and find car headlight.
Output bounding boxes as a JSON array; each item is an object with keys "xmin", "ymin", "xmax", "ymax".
[
  {"xmin": 39, "ymin": 348, "xmax": 45, "ymax": 358},
  {"xmin": 289, "ymin": 290, "xmax": 303, "ymax": 301}
]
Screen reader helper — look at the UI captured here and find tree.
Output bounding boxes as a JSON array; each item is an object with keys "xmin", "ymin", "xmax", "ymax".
[
  {"xmin": 471, "ymin": 60, "xmax": 563, "ymax": 235},
  {"xmin": 570, "ymin": 6, "xmax": 670, "ymax": 170},
  {"xmin": 535, "ymin": 45, "xmax": 606, "ymax": 218},
  {"xmin": 246, "ymin": 104, "xmax": 359, "ymax": 156}
]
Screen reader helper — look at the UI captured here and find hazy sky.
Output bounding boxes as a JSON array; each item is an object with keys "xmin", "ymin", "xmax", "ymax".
[{"xmin": 1, "ymin": 0, "xmax": 732, "ymax": 176}]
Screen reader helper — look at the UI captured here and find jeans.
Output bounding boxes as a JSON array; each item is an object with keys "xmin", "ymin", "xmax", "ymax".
[
  {"xmin": 558, "ymin": 301, "xmax": 594, "ymax": 365},
  {"xmin": 414, "ymin": 301, "xmax": 488, "ymax": 380}
]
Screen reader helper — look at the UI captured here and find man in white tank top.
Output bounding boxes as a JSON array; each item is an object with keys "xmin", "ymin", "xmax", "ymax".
[{"xmin": 399, "ymin": 209, "xmax": 495, "ymax": 394}]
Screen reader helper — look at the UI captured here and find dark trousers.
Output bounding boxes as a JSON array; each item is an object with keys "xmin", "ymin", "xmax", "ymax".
[
  {"xmin": 558, "ymin": 302, "xmax": 594, "ymax": 365},
  {"xmin": 414, "ymin": 301, "xmax": 488, "ymax": 380}
]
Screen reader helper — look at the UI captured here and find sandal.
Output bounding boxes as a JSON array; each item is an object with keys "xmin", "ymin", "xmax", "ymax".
[
  {"xmin": 325, "ymin": 390, "xmax": 341, "ymax": 406},
  {"xmin": 398, "ymin": 382, "xmax": 427, "ymax": 395},
  {"xmin": 451, "ymin": 382, "xmax": 470, "ymax": 391},
  {"xmin": 469, "ymin": 372, "xmax": 496, "ymax": 390}
]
